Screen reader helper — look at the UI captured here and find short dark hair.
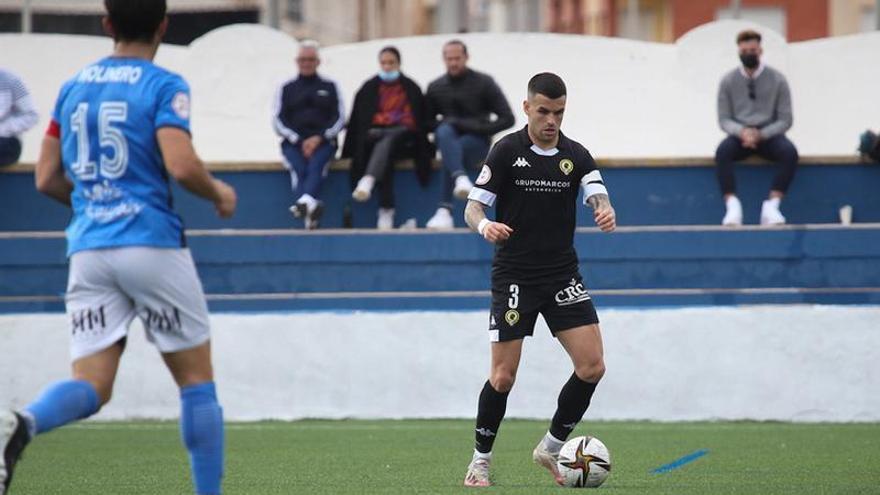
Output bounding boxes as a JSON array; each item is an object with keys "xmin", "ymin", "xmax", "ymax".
[
  {"xmin": 736, "ymin": 29, "xmax": 762, "ymax": 44},
  {"xmin": 528, "ymin": 72, "xmax": 566, "ymax": 100},
  {"xmin": 379, "ymin": 46, "xmax": 401, "ymax": 63},
  {"xmin": 104, "ymin": 0, "xmax": 166, "ymax": 43},
  {"xmin": 443, "ymin": 39, "xmax": 468, "ymax": 56}
]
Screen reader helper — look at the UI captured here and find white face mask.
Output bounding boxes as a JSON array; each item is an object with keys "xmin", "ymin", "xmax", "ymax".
[{"xmin": 378, "ymin": 70, "xmax": 400, "ymax": 82}]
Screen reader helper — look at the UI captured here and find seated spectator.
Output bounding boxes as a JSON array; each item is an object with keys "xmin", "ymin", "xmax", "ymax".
[
  {"xmin": 273, "ymin": 41, "xmax": 344, "ymax": 229},
  {"xmin": 716, "ymin": 30, "xmax": 798, "ymax": 226},
  {"xmin": 0, "ymin": 68, "xmax": 39, "ymax": 167},
  {"xmin": 342, "ymin": 46, "xmax": 432, "ymax": 230},
  {"xmin": 859, "ymin": 130, "xmax": 880, "ymax": 163},
  {"xmin": 424, "ymin": 40, "xmax": 514, "ymax": 230}
]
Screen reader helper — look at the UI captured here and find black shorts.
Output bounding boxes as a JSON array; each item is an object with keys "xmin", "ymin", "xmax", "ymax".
[{"xmin": 488, "ymin": 275, "xmax": 599, "ymax": 342}]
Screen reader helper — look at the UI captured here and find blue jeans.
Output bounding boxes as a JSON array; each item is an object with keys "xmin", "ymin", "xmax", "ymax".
[
  {"xmin": 435, "ymin": 123, "xmax": 490, "ymax": 208},
  {"xmin": 0, "ymin": 136, "xmax": 22, "ymax": 167},
  {"xmin": 281, "ymin": 140, "xmax": 335, "ymax": 200}
]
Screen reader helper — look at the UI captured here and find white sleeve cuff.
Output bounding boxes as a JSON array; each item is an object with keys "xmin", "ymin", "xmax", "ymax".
[{"xmin": 468, "ymin": 187, "xmax": 497, "ymax": 207}]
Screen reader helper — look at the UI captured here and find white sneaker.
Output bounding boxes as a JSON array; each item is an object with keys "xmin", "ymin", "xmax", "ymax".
[
  {"xmin": 288, "ymin": 202, "xmax": 307, "ymax": 219},
  {"xmin": 722, "ymin": 196, "xmax": 743, "ymax": 226},
  {"xmin": 463, "ymin": 457, "xmax": 491, "ymax": 487},
  {"xmin": 352, "ymin": 175, "xmax": 375, "ymax": 202},
  {"xmin": 453, "ymin": 175, "xmax": 474, "ymax": 200},
  {"xmin": 426, "ymin": 208, "xmax": 454, "ymax": 230},
  {"xmin": 377, "ymin": 208, "xmax": 394, "ymax": 230},
  {"xmin": 532, "ymin": 441, "xmax": 565, "ymax": 486},
  {"xmin": 761, "ymin": 199, "xmax": 786, "ymax": 225}
]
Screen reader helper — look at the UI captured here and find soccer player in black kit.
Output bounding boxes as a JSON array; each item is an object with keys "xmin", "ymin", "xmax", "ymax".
[{"xmin": 462, "ymin": 72, "xmax": 616, "ymax": 487}]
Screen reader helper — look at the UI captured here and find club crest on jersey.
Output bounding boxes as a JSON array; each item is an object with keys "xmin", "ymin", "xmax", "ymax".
[
  {"xmin": 559, "ymin": 158, "xmax": 574, "ymax": 175},
  {"xmin": 172, "ymin": 92, "xmax": 190, "ymax": 120},
  {"xmin": 475, "ymin": 164, "xmax": 492, "ymax": 186},
  {"xmin": 504, "ymin": 309, "xmax": 520, "ymax": 326},
  {"xmin": 513, "ymin": 157, "xmax": 531, "ymax": 168}
]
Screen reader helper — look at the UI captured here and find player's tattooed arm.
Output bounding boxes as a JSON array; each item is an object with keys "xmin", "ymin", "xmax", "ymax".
[
  {"xmin": 34, "ymin": 135, "xmax": 72, "ymax": 206},
  {"xmin": 465, "ymin": 199, "xmax": 513, "ymax": 244},
  {"xmin": 587, "ymin": 193, "xmax": 616, "ymax": 233}
]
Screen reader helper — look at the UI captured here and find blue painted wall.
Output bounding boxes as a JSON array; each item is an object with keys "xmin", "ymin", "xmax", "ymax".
[
  {"xmin": 2, "ymin": 162, "xmax": 878, "ymax": 231},
  {"xmin": 2, "ymin": 228, "xmax": 878, "ymax": 312}
]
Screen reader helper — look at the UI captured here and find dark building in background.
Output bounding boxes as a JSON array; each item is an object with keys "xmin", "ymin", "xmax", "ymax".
[{"xmin": 0, "ymin": 3, "xmax": 260, "ymax": 45}]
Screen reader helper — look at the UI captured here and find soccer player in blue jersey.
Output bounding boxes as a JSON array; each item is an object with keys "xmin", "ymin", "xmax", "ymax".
[{"xmin": 0, "ymin": 2, "xmax": 236, "ymax": 494}]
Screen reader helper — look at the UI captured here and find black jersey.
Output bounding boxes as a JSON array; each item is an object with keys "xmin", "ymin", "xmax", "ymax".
[{"xmin": 469, "ymin": 126, "xmax": 601, "ymax": 284}]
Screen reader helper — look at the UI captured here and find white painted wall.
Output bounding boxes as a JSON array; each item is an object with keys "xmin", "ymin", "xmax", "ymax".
[
  {"xmin": 1, "ymin": 20, "xmax": 879, "ymax": 162},
  {"xmin": 1, "ymin": 305, "xmax": 878, "ymax": 422}
]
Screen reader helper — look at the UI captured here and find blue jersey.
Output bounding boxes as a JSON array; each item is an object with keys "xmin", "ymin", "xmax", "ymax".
[{"xmin": 52, "ymin": 57, "xmax": 191, "ymax": 256}]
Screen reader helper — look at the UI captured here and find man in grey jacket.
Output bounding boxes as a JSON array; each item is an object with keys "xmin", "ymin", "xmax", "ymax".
[{"xmin": 716, "ymin": 29, "xmax": 798, "ymax": 226}]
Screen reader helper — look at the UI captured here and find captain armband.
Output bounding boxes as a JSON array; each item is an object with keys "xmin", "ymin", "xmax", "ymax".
[{"xmin": 581, "ymin": 170, "xmax": 608, "ymax": 205}]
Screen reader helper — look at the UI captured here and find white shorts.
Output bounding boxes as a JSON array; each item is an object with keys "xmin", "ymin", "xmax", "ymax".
[{"xmin": 65, "ymin": 247, "xmax": 211, "ymax": 361}]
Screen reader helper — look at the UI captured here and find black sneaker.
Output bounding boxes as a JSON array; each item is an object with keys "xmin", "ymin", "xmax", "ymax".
[
  {"xmin": 1, "ymin": 411, "xmax": 30, "ymax": 495},
  {"xmin": 306, "ymin": 202, "xmax": 324, "ymax": 230},
  {"xmin": 289, "ymin": 202, "xmax": 308, "ymax": 219}
]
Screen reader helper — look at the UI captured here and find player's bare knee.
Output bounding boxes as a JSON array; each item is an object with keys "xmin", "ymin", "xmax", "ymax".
[
  {"xmin": 575, "ymin": 359, "xmax": 605, "ymax": 383},
  {"xmin": 490, "ymin": 371, "xmax": 516, "ymax": 393}
]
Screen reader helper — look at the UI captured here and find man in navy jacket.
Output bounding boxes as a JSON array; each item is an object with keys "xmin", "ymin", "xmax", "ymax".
[{"xmin": 273, "ymin": 41, "xmax": 345, "ymax": 229}]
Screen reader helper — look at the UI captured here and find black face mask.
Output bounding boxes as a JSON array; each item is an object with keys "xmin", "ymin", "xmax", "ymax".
[{"xmin": 740, "ymin": 53, "xmax": 759, "ymax": 69}]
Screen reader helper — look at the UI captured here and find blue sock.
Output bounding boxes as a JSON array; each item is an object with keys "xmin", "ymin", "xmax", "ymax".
[
  {"xmin": 180, "ymin": 382, "xmax": 224, "ymax": 495},
  {"xmin": 23, "ymin": 379, "xmax": 100, "ymax": 436}
]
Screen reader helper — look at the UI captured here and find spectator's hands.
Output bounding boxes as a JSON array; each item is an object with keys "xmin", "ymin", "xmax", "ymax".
[
  {"xmin": 302, "ymin": 136, "xmax": 322, "ymax": 159},
  {"xmin": 594, "ymin": 205, "xmax": 616, "ymax": 232},
  {"xmin": 740, "ymin": 128, "xmax": 761, "ymax": 149},
  {"xmin": 213, "ymin": 179, "xmax": 237, "ymax": 218},
  {"xmin": 482, "ymin": 222, "xmax": 513, "ymax": 244}
]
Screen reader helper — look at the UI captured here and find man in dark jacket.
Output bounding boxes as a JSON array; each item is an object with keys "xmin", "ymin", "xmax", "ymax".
[
  {"xmin": 424, "ymin": 40, "xmax": 515, "ymax": 229},
  {"xmin": 273, "ymin": 41, "xmax": 344, "ymax": 229},
  {"xmin": 342, "ymin": 46, "xmax": 432, "ymax": 230}
]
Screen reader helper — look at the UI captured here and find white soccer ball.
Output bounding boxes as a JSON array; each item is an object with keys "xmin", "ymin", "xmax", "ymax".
[{"xmin": 556, "ymin": 435, "xmax": 611, "ymax": 488}]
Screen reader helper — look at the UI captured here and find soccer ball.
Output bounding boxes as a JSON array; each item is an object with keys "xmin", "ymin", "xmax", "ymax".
[{"xmin": 556, "ymin": 435, "xmax": 611, "ymax": 488}]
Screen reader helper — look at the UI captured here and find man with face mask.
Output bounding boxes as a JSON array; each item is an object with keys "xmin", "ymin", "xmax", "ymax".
[{"xmin": 716, "ymin": 29, "xmax": 798, "ymax": 226}]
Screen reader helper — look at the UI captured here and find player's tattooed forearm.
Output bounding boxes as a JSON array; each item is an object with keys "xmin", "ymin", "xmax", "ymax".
[
  {"xmin": 587, "ymin": 193, "xmax": 611, "ymax": 210},
  {"xmin": 465, "ymin": 200, "xmax": 488, "ymax": 231}
]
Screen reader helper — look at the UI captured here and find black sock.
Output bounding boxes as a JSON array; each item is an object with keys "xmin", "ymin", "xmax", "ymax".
[
  {"xmin": 474, "ymin": 381, "xmax": 509, "ymax": 454},
  {"xmin": 549, "ymin": 373, "xmax": 598, "ymax": 441}
]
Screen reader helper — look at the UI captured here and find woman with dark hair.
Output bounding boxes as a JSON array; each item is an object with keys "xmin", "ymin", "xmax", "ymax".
[{"xmin": 341, "ymin": 46, "xmax": 432, "ymax": 229}]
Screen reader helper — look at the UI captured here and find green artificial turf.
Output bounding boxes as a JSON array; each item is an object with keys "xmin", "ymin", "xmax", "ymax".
[{"xmin": 10, "ymin": 420, "xmax": 880, "ymax": 494}]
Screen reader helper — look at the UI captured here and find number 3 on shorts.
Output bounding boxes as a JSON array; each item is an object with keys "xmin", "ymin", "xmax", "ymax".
[{"xmin": 508, "ymin": 284, "xmax": 519, "ymax": 309}]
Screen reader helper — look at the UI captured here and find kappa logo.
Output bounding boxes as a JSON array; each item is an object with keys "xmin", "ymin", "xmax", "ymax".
[
  {"xmin": 555, "ymin": 281, "xmax": 591, "ymax": 306},
  {"xmin": 513, "ymin": 157, "xmax": 531, "ymax": 168},
  {"xmin": 475, "ymin": 427, "xmax": 496, "ymax": 437}
]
